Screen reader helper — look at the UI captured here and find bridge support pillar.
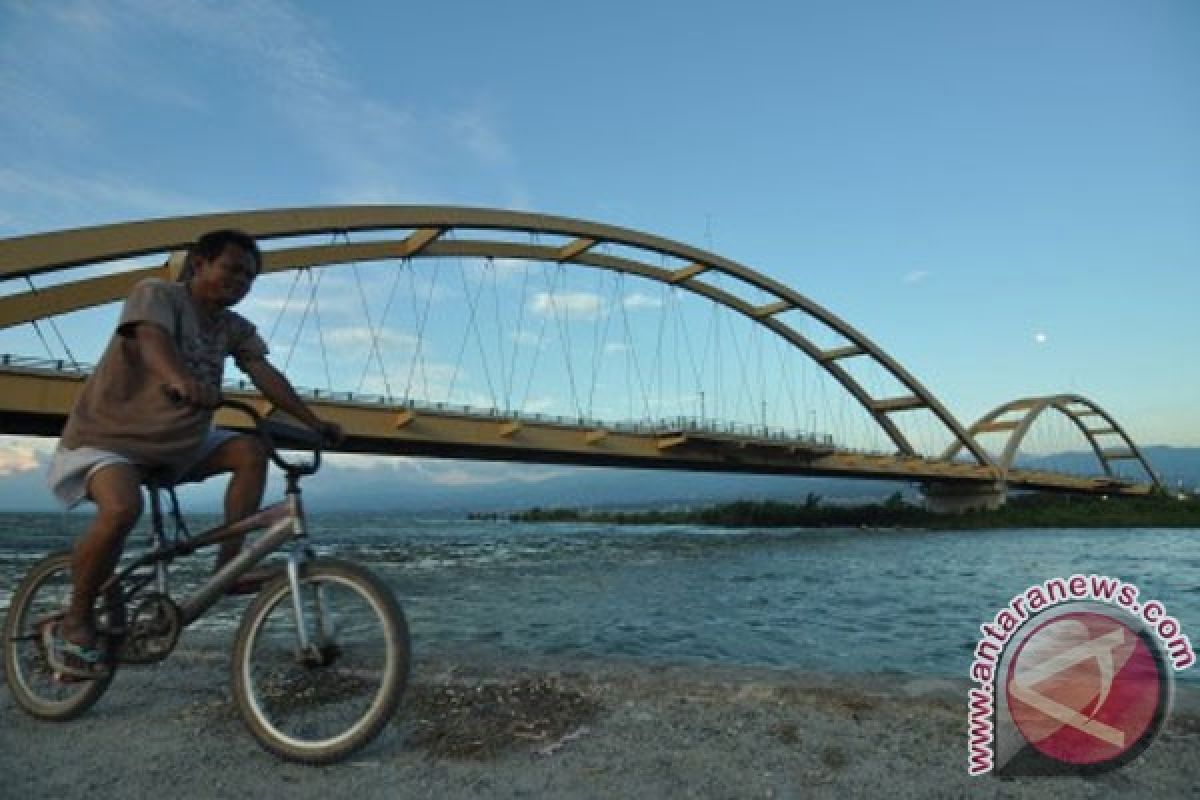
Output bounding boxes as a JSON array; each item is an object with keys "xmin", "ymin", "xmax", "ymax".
[{"xmin": 921, "ymin": 481, "xmax": 1007, "ymax": 514}]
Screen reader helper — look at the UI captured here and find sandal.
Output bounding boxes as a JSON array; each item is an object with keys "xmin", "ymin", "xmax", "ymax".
[
  {"xmin": 41, "ymin": 620, "xmax": 110, "ymax": 681},
  {"xmin": 224, "ymin": 565, "xmax": 285, "ymax": 596}
]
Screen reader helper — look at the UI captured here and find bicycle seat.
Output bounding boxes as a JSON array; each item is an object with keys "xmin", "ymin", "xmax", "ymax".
[{"xmin": 140, "ymin": 467, "xmax": 177, "ymax": 491}]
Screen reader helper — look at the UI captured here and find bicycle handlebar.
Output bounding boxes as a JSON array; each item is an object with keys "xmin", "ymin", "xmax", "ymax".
[
  {"xmin": 219, "ymin": 398, "xmax": 324, "ymax": 477},
  {"xmin": 164, "ymin": 387, "xmax": 323, "ymax": 477}
]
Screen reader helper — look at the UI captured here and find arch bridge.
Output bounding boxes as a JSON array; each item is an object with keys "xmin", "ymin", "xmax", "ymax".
[{"xmin": 0, "ymin": 207, "xmax": 1162, "ymax": 508}]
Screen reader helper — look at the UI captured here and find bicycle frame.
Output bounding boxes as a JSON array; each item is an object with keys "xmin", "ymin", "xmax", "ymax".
[
  {"xmin": 92, "ymin": 397, "xmax": 330, "ymax": 656},
  {"xmin": 105, "ymin": 485, "xmax": 312, "ymax": 633}
]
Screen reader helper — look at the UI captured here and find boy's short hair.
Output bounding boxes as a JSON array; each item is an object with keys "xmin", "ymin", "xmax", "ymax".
[{"xmin": 178, "ymin": 229, "xmax": 262, "ymax": 281}]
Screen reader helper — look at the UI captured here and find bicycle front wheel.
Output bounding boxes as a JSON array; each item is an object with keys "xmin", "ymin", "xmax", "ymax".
[
  {"xmin": 231, "ymin": 558, "xmax": 409, "ymax": 764},
  {"xmin": 3, "ymin": 551, "xmax": 117, "ymax": 720}
]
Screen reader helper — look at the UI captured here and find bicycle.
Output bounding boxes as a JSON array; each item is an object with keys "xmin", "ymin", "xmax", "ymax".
[{"xmin": 3, "ymin": 398, "xmax": 411, "ymax": 765}]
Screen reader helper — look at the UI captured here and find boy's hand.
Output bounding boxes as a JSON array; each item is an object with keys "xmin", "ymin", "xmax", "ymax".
[
  {"xmin": 315, "ymin": 420, "xmax": 344, "ymax": 446},
  {"xmin": 163, "ymin": 378, "xmax": 219, "ymax": 409}
]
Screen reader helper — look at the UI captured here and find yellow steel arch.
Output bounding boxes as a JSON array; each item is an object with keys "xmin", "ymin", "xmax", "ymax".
[
  {"xmin": 942, "ymin": 393, "xmax": 1161, "ymax": 488},
  {"xmin": 0, "ymin": 206, "xmax": 994, "ymax": 465}
]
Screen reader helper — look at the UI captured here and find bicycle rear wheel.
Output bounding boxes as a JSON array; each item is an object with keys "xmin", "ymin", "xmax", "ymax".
[
  {"xmin": 3, "ymin": 551, "xmax": 118, "ymax": 720},
  {"xmin": 231, "ymin": 558, "xmax": 409, "ymax": 764}
]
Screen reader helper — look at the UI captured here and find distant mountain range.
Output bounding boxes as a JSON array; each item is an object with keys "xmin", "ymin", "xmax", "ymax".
[
  {"xmin": 1020, "ymin": 446, "xmax": 1200, "ymax": 492},
  {"xmin": 2, "ymin": 445, "xmax": 1196, "ymax": 514}
]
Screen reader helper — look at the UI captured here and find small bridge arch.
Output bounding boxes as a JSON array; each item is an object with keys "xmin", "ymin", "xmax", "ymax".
[{"xmin": 943, "ymin": 393, "xmax": 1161, "ymax": 488}]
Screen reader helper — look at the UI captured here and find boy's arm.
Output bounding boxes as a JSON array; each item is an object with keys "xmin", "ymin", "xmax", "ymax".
[
  {"xmin": 241, "ymin": 358, "xmax": 345, "ymax": 444},
  {"xmin": 131, "ymin": 322, "xmax": 217, "ymax": 406}
]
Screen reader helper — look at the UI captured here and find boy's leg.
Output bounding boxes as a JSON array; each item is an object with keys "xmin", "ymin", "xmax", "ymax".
[
  {"xmin": 65, "ymin": 462, "xmax": 144, "ymax": 645},
  {"xmin": 183, "ymin": 433, "xmax": 268, "ymax": 568}
]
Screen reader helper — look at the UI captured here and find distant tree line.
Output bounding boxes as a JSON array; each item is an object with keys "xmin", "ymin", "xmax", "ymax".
[{"xmin": 490, "ymin": 491, "xmax": 1200, "ymax": 529}]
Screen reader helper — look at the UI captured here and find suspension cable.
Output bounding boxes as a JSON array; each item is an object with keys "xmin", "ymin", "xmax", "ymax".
[
  {"xmin": 23, "ymin": 277, "xmax": 81, "ymax": 369},
  {"xmin": 715, "ymin": 275, "xmax": 756, "ymax": 425},
  {"xmin": 672, "ymin": 284, "xmax": 706, "ymax": 419},
  {"xmin": 709, "ymin": 296, "xmax": 720, "ymax": 423},
  {"xmin": 309, "ymin": 275, "xmax": 334, "ymax": 394},
  {"xmin": 517, "ymin": 276, "xmax": 551, "ymax": 415},
  {"xmin": 545, "ymin": 262, "xmax": 582, "ymax": 418},
  {"xmin": 265, "ymin": 267, "xmax": 303, "ymax": 347},
  {"xmin": 485, "ymin": 257, "xmax": 511, "ymax": 411},
  {"xmin": 462, "ymin": 257, "xmax": 499, "ymax": 409},
  {"xmin": 650, "ymin": 279, "xmax": 671, "ymax": 420},
  {"xmin": 346, "ymin": 236, "xmax": 393, "ymax": 397},
  {"xmin": 445, "ymin": 254, "xmax": 498, "ymax": 407},
  {"xmin": 282, "ymin": 267, "xmax": 318, "ymax": 372},
  {"xmin": 616, "ymin": 272, "xmax": 651, "ymax": 420},
  {"xmin": 506, "ymin": 256, "xmax": 533, "ymax": 413},
  {"xmin": 773, "ymin": 333, "xmax": 802, "ymax": 433},
  {"xmin": 357, "ymin": 256, "xmax": 407, "ymax": 400},
  {"xmin": 585, "ymin": 267, "xmax": 617, "ymax": 418}
]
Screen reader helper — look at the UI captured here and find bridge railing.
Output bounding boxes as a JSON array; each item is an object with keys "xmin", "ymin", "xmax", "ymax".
[
  {"xmin": 0, "ymin": 352, "xmax": 1146, "ymax": 484},
  {"xmin": 2, "ymin": 353, "xmax": 834, "ymax": 449},
  {"xmin": 0, "ymin": 353, "xmax": 89, "ymax": 373}
]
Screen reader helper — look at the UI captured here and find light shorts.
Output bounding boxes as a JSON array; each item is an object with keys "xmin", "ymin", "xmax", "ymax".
[{"xmin": 46, "ymin": 428, "xmax": 240, "ymax": 508}]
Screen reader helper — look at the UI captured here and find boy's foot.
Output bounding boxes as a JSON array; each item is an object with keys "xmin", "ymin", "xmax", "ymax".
[{"xmin": 41, "ymin": 620, "xmax": 110, "ymax": 681}]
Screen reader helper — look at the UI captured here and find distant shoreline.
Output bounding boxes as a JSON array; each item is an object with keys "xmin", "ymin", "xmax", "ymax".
[{"xmin": 481, "ymin": 493, "xmax": 1200, "ymax": 529}]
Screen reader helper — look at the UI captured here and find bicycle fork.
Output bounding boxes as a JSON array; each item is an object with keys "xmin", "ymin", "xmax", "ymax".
[
  {"xmin": 285, "ymin": 541, "xmax": 321, "ymax": 659},
  {"xmin": 281, "ymin": 506, "xmax": 334, "ymax": 665}
]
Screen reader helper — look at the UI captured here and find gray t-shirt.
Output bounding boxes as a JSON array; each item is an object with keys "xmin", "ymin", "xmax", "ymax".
[{"xmin": 60, "ymin": 278, "xmax": 268, "ymax": 467}]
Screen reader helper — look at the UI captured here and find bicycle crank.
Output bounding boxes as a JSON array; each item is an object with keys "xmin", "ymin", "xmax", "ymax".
[{"xmin": 118, "ymin": 594, "xmax": 182, "ymax": 664}]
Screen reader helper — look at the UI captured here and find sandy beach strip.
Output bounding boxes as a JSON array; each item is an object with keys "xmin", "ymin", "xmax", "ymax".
[{"xmin": 2, "ymin": 638, "xmax": 1198, "ymax": 799}]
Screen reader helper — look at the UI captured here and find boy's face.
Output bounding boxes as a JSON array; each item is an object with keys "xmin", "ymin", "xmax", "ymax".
[{"xmin": 191, "ymin": 244, "xmax": 258, "ymax": 308}]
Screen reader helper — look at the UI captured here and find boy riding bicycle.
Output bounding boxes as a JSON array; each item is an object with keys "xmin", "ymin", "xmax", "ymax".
[{"xmin": 45, "ymin": 229, "xmax": 342, "ymax": 678}]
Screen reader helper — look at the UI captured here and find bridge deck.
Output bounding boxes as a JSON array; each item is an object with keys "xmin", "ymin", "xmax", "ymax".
[{"xmin": 0, "ymin": 362, "xmax": 1151, "ymax": 496}]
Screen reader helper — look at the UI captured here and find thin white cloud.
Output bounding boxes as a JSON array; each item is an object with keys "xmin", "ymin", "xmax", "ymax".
[
  {"xmin": 0, "ymin": 166, "xmax": 204, "ymax": 233},
  {"xmin": 623, "ymin": 292, "xmax": 662, "ymax": 310},
  {"xmin": 519, "ymin": 395, "xmax": 559, "ymax": 415},
  {"xmin": 355, "ymin": 361, "xmax": 476, "ymax": 405},
  {"xmin": 0, "ymin": 439, "xmax": 41, "ymax": 476},
  {"xmin": 320, "ymin": 453, "xmax": 574, "ymax": 487},
  {"xmin": 323, "ymin": 452, "xmax": 394, "ymax": 471},
  {"xmin": 455, "ymin": 257, "xmax": 531, "ymax": 288},
  {"xmin": 1, "ymin": 0, "xmax": 526, "ymax": 228},
  {"xmin": 324, "ymin": 326, "xmax": 419, "ymax": 351},
  {"xmin": 510, "ymin": 329, "xmax": 543, "ymax": 347},
  {"xmin": 426, "ymin": 462, "xmax": 571, "ymax": 487},
  {"xmin": 530, "ymin": 291, "xmax": 606, "ymax": 320},
  {"xmin": 489, "ymin": 258, "xmax": 530, "ymax": 280},
  {"xmin": 1, "ymin": 3, "xmax": 201, "ymax": 152},
  {"xmin": 0, "ymin": 66, "xmax": 91, "ymax": 148},
  {"xmin": 129, "ymin": 0, "xmax": 523, "ymax": 203},
  {"xmin": 450, "ymin": 107, "xmax": 513, "ymax": 167},
  {"xmin": 47, "ymin": 3, "xmax": 114, "ymax": 33},
  {"xmin": 427, "ymin": 467, "xmax": 503, "ymax": 487},
  {"xmin": 903, "ymin": 269, "xmax": 930, "ymax": 284}
]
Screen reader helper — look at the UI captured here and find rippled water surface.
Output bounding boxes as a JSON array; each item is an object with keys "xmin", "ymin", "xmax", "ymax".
[{"xmin": 2, "ymin": 513, "xmax": 1197, "ymax": 683}]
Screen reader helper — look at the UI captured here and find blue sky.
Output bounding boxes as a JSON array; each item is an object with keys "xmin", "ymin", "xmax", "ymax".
[{"xmin": 0, "ymin": 0, "xmax": 1197, "ymax": 500}]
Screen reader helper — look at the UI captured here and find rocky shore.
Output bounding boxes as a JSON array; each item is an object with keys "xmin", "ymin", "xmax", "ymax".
[{"xmin": 3, "ymin": 638, "xmax": 1198, "ymax": 799}]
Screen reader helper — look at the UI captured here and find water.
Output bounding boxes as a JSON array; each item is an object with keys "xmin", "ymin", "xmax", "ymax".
[{"xmin": 2, "ymin": 513, "xmax": 1197, "ymax": 684}]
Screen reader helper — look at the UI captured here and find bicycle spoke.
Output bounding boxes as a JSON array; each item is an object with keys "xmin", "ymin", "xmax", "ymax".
[
  {"xmin": 4, "ymin": 553, "xmax": 114, "ymax": 718},
  {"xmin": 238, "ymin": 570, "xmax": 401, "ymax": 756}
]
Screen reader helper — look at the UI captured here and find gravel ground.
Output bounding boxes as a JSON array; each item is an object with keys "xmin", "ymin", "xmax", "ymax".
[{"xmin": 2, "ymin": 636, "xmax": 1198, "ymax": 800}]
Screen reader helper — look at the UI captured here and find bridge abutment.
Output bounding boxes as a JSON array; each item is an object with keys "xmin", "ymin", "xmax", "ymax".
[{"xmin": 921, "ymin": 481, "xmax": 1007, "ymax": 513}]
